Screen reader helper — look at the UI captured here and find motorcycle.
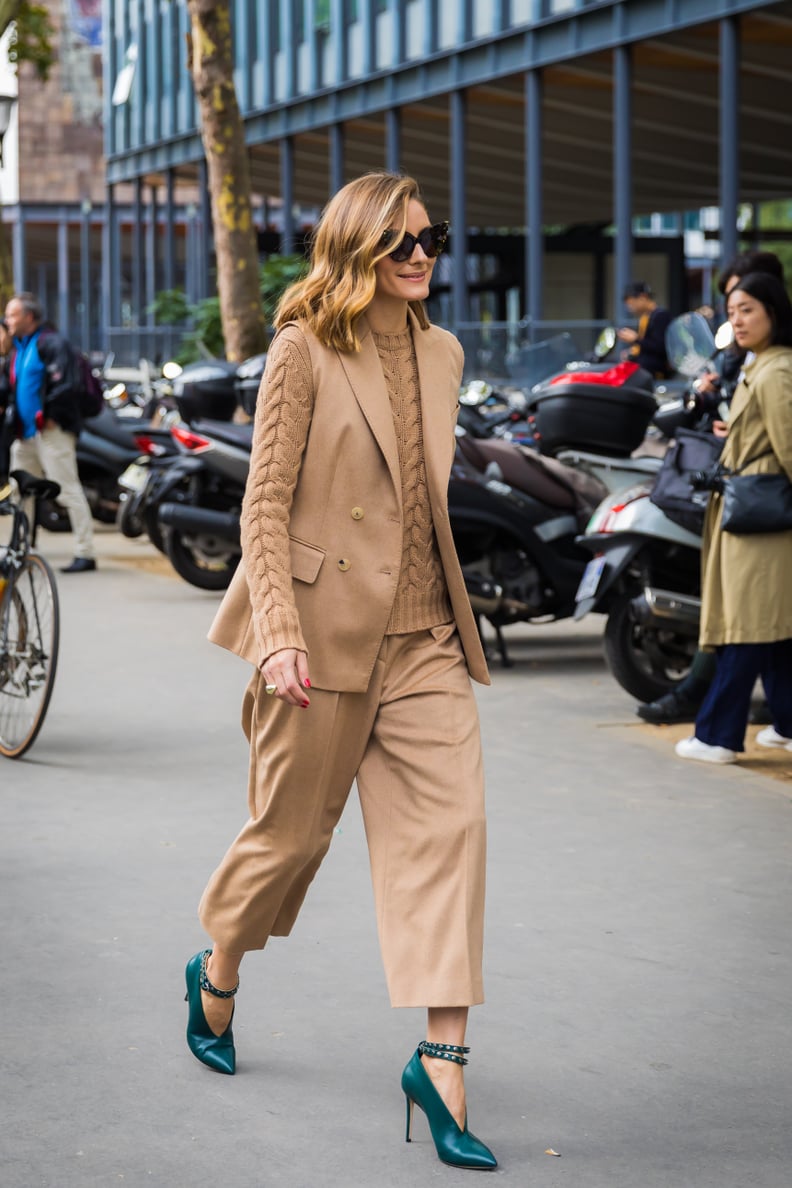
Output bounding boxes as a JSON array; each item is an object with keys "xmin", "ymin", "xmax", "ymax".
[
  {"xmin": 571, "ymin": 314, "xmax": 734, "ymax": 702},
  {"xmin": 450, "ymin": 428, "xmax": 609, "ymax": 665}
]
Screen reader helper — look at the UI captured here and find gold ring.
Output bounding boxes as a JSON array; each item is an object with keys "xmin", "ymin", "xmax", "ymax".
[{"xmin": 265, "ymin": 684, "xmax": 277, "ymax": 695}]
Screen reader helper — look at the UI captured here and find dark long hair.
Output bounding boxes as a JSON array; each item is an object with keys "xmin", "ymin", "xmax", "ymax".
[{"xmin": 727, "ymin": 271, "xmax": 792, "ymax": 348}]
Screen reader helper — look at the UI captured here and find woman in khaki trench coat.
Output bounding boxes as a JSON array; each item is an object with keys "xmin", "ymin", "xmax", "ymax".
[
  {"xmin": 182, "ymin": 173, "xmax": 497, "ymax": 1171},
  {"xmin": 677, "ymin": 271, "xmax": 792, "ymax": 764}
]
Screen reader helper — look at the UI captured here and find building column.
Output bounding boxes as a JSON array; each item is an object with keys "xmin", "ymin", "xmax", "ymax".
[
  {"xmin": 146, "ymin": 184, "xmax": 158, "ymax": 327},
  {"xmin": 101, "ymin": 185, "xmax": 114, "ymax": 353},
  {"xmin": 132, "ymin": 177, "xmax": 144, "ymax": 330},
  {"xmin": 281, "ymin": 136, "xmax": 295, "ymax": 254},
  {"xmin": 57, "ymin": 216, "xmax": 70, "ymax": 339},
  {"xmin": 80, "ymin": 199, "xmax": 92, "ymax": 351},
  {"xmin": 386, "ymin": 108, "xmax": 401, "ymax": 173},
  {"xmin": 450, "ymin": 90, "xmax": 468, "ymax": 328},
  {"xmin": 613, "ymin": 44, "xmax": 633, "ymax": 324},
  {"xmin": 329, "ymin": 123, "xmax": 345, "ymax": 196},
  {"xmin": 164, "ymin": 169, "xmax": 176, "ymax": 294},
  {"xmin": 719, "ymin": 17, "xmax": 740, "ymax": 266},
  {"xmin": 12, "ymin": 206, "xmax": 26, "ymax": 293},
  {"xmin": 525, "ymin": 68, "xmax": 543, "ymax": 330}
]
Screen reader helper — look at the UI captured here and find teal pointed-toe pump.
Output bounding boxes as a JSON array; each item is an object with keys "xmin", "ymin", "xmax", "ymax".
[
  {"xmin": 184, "ymin": 950, "xmax": 238, "ymax": 1075},
  {"xmin": 401, "ymin": 1041, "xmax": 497, "ymax": 1171}
]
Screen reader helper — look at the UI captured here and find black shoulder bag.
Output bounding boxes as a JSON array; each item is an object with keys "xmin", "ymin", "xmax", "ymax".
[{"xmin": 719, "ymin": 450, "xmax": 792, "ymax": 535}]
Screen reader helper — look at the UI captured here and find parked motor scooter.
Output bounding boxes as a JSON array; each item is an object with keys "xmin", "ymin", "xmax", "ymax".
[
  {"xmin": 117, "ymin": 356, "xmax": 243, "ymax": 558},
  {"xmin": 570, "ymin": 314, "xmax": 735, "ymax": 702},
  {"xmin": 123, "ymin": 360, "xmax": 249, "ymax": 588}
]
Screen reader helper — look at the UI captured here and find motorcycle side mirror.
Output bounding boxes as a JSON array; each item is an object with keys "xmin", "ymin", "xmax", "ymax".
[
  {"xmin": 714, "ymin": 322, "xmax": 734, "ymax": 351},
  {"xmin": 593, "ymin": 327, "xmax": 617, "ymax": 358}
]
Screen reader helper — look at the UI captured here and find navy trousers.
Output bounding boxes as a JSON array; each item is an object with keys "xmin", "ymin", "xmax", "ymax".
[{"xmin": 695, "ymin": 639, "xmax": 792, "ymax": 752}]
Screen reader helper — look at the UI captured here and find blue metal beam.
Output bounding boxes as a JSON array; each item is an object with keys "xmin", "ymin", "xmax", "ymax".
[
  {"xmin": 107, "ymin": 0, "xmax": 773, "ymax": 183},
  {"xmin": 386, "ymin": 107, "xmax": 402, "ymax": 173},
  {"xmin": 281, "ymin": 136, "xmax": 295, "ymax": 253},
  {"xmin": 719, "ymin": 16, "xmax": 740, "ymax": 267},
  {"xmin": 329, "ymin": 123, "xmax": 345, "ymax": 195},
  {"xmin": 450, "ymin": 90, "xmax": 468, "ymax": 328},
  {"xmin": 525, "ymin": 68, "xmax": 543, "ymax": 325},
  {"xmin": 613, "ymin": 43, "xmax": 633, "ymax": 324}
]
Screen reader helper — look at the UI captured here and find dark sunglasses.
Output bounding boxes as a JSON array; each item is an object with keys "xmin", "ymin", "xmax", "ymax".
[{"xmin": 380, "ymin": 221, "xmax": 449, "ymax": 263}]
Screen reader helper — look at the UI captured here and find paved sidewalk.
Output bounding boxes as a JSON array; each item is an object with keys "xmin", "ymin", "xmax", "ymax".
[{"xmin": 3, "ymin": 526, "xmax": 791, "ymax": 1188}]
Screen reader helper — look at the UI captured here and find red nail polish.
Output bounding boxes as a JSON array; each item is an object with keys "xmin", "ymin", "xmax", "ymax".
[
  {"xmin": 301, "ymin": 702, "xmax": 310, "ymax": 709},
  {"xmin": 304, "ymin": 679, "xmax": 311, "ymax": 688}
]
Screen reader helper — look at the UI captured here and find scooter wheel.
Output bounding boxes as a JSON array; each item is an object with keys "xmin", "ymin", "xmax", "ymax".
[
  {"xmin": 117, "ymin": 494, "xmax": 144, "ymax": 539},
  {"xmin": 163, "ymin": 527, "xmax": 240, "ymax": 591},
  {"xmin": 603, "ymin": 591, "xmax": 692, "ymax": 703}
]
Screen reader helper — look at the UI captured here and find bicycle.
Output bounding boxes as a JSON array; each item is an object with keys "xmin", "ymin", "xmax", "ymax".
[{"xmin": 0, "ymin": 470, "xmax": 61, "ymax": 758}]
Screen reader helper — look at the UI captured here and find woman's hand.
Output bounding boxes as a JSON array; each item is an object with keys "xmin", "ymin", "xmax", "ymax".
[{"xmin": 260, "ymin": 648, "xmax": 311, "ymax": 708}]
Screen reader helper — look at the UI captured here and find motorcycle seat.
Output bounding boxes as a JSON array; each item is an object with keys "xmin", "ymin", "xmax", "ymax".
[
  {"xmin": 457, "ymin": 434, "xmax": 576, "ymax": 511},
  {"xmin": 193, "ymin": 419, "xmax": 255, "ymax": 449}
]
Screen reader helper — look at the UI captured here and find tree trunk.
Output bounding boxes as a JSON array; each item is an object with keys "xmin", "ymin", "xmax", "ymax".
[
  {"xmin": 186, "ymin": 0, "xmax": 267, "ymax": 361},
  {"xmin": 0, "ymin": 1, "xmax": 21, "ymax": 40}
]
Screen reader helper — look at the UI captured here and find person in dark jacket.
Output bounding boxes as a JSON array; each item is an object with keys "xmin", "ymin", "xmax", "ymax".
[
  {"xmin": 617, "ymin": 281, "xmax": 673, "ymax": 378},
  {"xmin": 1, "ymin": 292, "xmax": 96, "ymax": 571}
]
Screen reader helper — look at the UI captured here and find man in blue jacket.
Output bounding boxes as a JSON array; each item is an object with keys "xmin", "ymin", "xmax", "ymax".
[{"xmin": 3, "ymin": 292, "xmax": 96, "ymax": 572}]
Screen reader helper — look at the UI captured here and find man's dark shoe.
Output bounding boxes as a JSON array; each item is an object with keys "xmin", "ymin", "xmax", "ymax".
[
  {"xmin": 637, "ymin": 689, "xmax": 701, "ymax": 724},
  {"xmin": 60, "ymin": 557, "xmax": 97, "ymax": 573}
]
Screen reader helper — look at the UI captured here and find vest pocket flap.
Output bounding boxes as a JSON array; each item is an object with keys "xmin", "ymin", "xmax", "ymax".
[{"xmin": 289, "ymin": 536, "xmax": 326, "ymax": 584}]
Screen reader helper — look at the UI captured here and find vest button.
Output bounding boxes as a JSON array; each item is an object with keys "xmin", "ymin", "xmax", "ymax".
[
  {"xmin": 351, "ymin": 507, "xmax": 364, "ymax": 520},
  {"xmin": 337, "ymin": 558, "xmax": 351, "ymax": 571}
]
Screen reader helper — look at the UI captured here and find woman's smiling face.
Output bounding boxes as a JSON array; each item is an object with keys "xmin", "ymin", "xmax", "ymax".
[
  {"xmin": 374, "ymin": 200, "xmax": 436, "ymax": 304},
  {"xmin": 728, "ymin": 288, "xmax": 774, "ymax": 354}
]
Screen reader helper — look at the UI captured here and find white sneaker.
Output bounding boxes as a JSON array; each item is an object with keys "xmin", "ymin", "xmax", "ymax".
[
  {"xmin": 755, "ymin": 726, "xmax": 792, "ymax": 751},
  {"xmin": 675, "ymin": 736, "xmax": 737, "ymax": 764}
]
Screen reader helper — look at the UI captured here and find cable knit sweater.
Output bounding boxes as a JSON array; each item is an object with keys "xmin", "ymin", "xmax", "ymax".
[{"xmin": 239, "ymin": 322, "xmax": 451, "ymax": 664}]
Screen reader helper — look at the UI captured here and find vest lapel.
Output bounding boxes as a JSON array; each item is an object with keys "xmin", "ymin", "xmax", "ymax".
[
  {"xmin": 335, "ymin": 317, "xmax": 402, "ymax": 505},
  {"xmin": 411, "ymin": 309, "xmax": 456, "ymax": 509}
]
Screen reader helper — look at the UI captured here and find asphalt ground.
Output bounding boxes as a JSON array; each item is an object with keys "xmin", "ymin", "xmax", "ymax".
[{"xmin": 2, "ymin": 525, "xmax": 791, "ymax": 1188}]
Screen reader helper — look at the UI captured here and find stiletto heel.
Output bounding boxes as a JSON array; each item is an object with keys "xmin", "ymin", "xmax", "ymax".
[
  {"xmin": 184, "ymin": 949, "xmax": 238, "ymax": 1075},
  {"xmin": 405, "ymin": 1094, "xmax": 414, "ymax": 1142},
  {"xmin": 400, "ymin": 1041, "xmax": 497, "ymax": 1170}
]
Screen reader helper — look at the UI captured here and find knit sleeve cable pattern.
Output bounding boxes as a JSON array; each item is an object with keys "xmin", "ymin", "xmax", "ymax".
[{"xmin": 240, "ymin": 324, "xmax": 315, "ymax": 664}]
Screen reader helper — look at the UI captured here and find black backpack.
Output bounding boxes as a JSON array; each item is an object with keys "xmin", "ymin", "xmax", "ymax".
[
  {"xmin": 36, "ymin": 329, "xmax": 104, "ymax": 419},
  {"xmin": 72, "ymin": 349, "xmax": 104, "ymax": 418},
  {"xmin": 649, "ymin": 428, "xmax": 725, "ymax": 536}
]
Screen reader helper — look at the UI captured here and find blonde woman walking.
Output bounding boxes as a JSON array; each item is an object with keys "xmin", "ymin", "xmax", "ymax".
[{"xmin": 184, "ymin": 172, "xmax": 497, "ymax": 1171}]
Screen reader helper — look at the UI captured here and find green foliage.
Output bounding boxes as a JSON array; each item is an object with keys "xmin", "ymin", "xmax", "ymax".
[
  {"xmin": 6, "ymin": 2, "xmax": 55, "ymax": 81},
  {"xmin": 259, "ymin": 253, "xmax": 309, "ymax": 322},
  {"xmin": 148, "ymin": 254, "xmax": 309, "ymax": 364}
]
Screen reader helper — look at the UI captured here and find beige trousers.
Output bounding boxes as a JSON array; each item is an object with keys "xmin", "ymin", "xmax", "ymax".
[
  {"xmin": 198, "ymin": 623, "xmax": 487, "ymax": 1008},
  {"xmin": 11, "ymin": 425, "xmax": 95, "ymax": 559}
]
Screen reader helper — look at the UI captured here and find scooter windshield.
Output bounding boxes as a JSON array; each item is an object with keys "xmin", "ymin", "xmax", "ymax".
[{"xmin": 665, "ymin": 312, "xmax": 716, "ymax": 377}]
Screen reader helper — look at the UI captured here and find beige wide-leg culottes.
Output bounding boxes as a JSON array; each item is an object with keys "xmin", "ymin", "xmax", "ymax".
[{"xmin": 199, "ymin": 623, "xmax": 487, "ymax": 1008}]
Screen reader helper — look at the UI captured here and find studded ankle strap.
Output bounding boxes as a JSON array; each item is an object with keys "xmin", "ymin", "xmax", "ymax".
[
  {"xmin": 199, "ymin": 950, "xmax": 239, "ymax": 999},
  {"xmin": 418, "ymin": 1039, "xmax": 470, "ymax": 1066}
]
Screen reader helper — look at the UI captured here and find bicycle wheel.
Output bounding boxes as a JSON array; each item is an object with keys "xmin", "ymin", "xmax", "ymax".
[{"xmin": 0, "ymin": 552, "xmax": 60, "ymax": 758}]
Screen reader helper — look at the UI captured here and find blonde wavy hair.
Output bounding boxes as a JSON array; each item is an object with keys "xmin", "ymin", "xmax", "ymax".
[{"xmin": 275, "ymin": 172, "xmax": 432, "ymax": 352}]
